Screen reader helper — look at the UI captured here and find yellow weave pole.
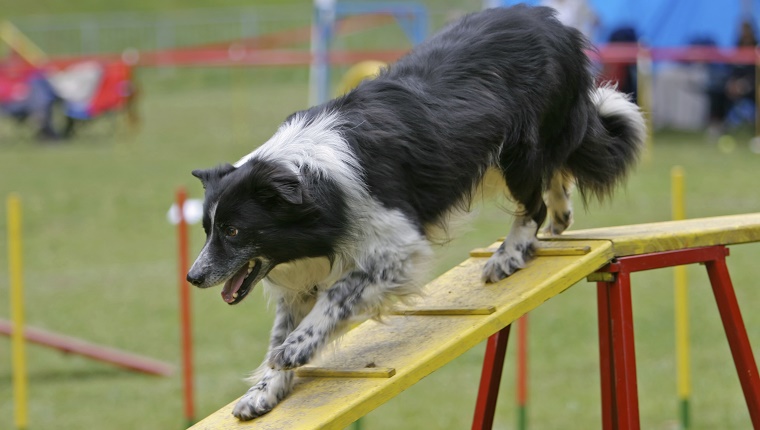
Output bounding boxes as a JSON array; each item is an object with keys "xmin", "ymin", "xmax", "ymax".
[
  {"xmin": 7, "ymin": 194, "xmax": 29, "ymax": 430},
  {"xmin": 671, "ymin": 167, "xmax": 690, "ymax": 429}
]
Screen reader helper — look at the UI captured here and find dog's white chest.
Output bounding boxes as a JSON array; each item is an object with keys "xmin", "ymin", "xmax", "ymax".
[{"xmin": 265, "ymin": 256, "xmax": 342, "ymax": 293}]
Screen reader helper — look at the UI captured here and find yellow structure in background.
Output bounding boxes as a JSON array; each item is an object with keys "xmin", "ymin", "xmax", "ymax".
[
  {"xmin": 0, "ymin": 21, "xmax": 47, "ymax": 66},
  {"xmin": 7, "ymin": 194, "xmax": 29, "ymax": 430},
  {"xmin": 191, "ymin": 213, "xmax": 760, "ymax": 430},
  {"xmin": 335, "ymin": 60, "xmax": 387, "ymax": 96}
]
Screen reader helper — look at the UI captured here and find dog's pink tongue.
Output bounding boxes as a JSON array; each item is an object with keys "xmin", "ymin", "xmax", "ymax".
[{"xmin": 222, "ymin": 265, "xmax": 249, "ymax": 303}]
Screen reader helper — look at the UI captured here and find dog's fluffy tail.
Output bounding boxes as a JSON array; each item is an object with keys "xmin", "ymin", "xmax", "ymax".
[{"xmin": 566, "ymin": 85, "xmax": 646, "ymax": 202}]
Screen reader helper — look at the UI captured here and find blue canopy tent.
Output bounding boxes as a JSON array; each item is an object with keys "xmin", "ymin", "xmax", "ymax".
[{"xmin": 493, "ymin": 0, "xmax": 758, "ymax": 47}]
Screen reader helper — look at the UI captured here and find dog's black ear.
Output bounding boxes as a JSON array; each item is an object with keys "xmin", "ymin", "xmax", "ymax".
[
  {"xmin": 247, "ymin": 163, "xmax": 305, "ymax": 206},
  {"xmin": 191, "ymin": 169, "xmax": 208, "ymax": 188},
  {"xmin": 192, "ymin": 164, "xmax": 235, "ymax": 189},
  {"xmin": 269, "ymin": 173, "xmax": 303, "ymax": 205}
]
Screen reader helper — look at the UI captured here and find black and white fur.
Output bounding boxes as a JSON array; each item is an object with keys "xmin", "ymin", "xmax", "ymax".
[{"xmin": 187, "ymin": 5, "xmax": 645, "ymax": 420}]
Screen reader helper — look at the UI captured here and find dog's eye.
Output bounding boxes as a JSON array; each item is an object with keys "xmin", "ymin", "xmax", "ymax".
[{"xmin": 224, "ymin": 226, "xmax": 238, "ymax": 237}]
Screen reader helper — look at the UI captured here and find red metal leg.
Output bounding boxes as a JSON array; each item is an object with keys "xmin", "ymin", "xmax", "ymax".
[
  {"xmin": 472, "ymin": 324, "xmax": 512, "ymax": 430},
  {"xmin": 704, "ymin": 250, "xmax": 760, "ymax": 427},
  {"xmin": 597, "ymin": 281, "xmax": 616, "ymax": 430},
  {"xmin": 608, "ymin": 270, "xmax": 641, "ymax": 430}
]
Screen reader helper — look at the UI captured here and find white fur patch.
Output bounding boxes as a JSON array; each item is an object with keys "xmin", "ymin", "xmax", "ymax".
[
  {"xmin": 235, "ymin": 111, "xmax": 367, "ymax": 203},
  {"xmin": 188, "ymin": 216, "xmax": 217, "ymax": 284},
  {"xmin": 590, "ymin": 85, "xmax": 647, "ymax": 145},
  {"xmin": 209, "ymin": 201, "xmax": 218, "ymax": 226},
  {"xmin": 264, "ymin": 256, "xmax": 341, "ymax": 294}
]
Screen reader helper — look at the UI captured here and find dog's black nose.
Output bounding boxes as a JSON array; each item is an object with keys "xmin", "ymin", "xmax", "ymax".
[{"xmin": 186, "ymin": 272, "xmax": 204, "ymax": 286}]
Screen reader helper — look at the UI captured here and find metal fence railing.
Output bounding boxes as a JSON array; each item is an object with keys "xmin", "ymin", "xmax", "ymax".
[
  {"xmin": 7, "ymin": 5, "xmax": 462, "ymax": 58},
  {"xmin": 9, "ymin": 7, "xmax": 312, "ymax": 56}
]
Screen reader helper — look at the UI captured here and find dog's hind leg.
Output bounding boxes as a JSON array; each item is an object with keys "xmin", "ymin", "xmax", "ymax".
[
  {"xmin": 481, "ymin": 148, "xmax": 548, "ymax": 283},
  {"xmin": 232, "ymin": 292, "xmax": 315, "ymax": 420},
  {"xmin": 543, "ymin": 171, "xmax": 574, "ymax": 236}
]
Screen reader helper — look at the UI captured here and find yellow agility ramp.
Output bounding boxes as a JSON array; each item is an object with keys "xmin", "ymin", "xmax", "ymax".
[
  {"xmin": 190, "ymin": 213, "xmax": 760, "ymax": 430},
  {"xmin": 558, "ymin": 213, "xmax": 760, "ymax": 256}
]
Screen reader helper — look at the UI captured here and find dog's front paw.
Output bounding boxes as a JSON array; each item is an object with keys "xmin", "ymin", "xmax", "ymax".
[
  {"xmin": 481, "ymin": 242, "xmax": 534, "ymax": 283},
  {"xmin": 269, "ymin": 339, "xmax": 313, "ymax": 370},
  {"xmin": 232, "ymin": 384, "xmax": 278, "ymax": 420},
  {"xmin": 232, "ymin": 369, "xmax": 294, "ymax": 421}
]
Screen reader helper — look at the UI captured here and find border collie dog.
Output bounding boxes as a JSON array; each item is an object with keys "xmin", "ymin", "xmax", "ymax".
[{"xmin": 187, "ymin": 5, "xmax": 645, "ymax": 420}]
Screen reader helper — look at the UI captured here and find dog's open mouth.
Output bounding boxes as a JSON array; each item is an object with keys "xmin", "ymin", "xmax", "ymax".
[{"xmin": 221, "ymin": 259, "xmax": 263, "ymax": 305}]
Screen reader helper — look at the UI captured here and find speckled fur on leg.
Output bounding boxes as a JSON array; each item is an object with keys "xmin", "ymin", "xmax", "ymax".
[
  {"xmin": 269, "ymin": 230, "xmax": 433, "ymax": 371},
  {"xmin": 232, "ymin": 368, "xmax": 294, "ymax": 420},
  {"xmin": 481, "ymin": 213, "xmax": 540, "ymax": 282},
  {"xmin": 232, "ymin": 293, "xmax": 315, "ymax": 420}
]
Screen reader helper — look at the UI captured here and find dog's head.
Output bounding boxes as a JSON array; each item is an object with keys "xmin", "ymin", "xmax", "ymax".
[{"xmin": 186, "ymin": 158, "xmax": 323, "ymax": 305}]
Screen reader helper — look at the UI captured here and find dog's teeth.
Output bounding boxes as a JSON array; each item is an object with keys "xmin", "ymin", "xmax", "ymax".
[{"xmin": 232, "ymin": 292, "xmax": 238, "ymax": 299}]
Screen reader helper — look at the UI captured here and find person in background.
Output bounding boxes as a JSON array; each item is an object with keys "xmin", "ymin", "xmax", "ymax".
[
  {"xmin": 541, "ymin": 0, "xmax": 599, "ymax": 42},
  {"xmin": 724, "ymin": 20, "xmax": 757, "ymax": 127},
  {"xmin": 605, "ymin": 26, "xmax": 638, "ymax": 104},
  {"xmin": 708, "ymin": 19, "xmax": 758, "ymax": 138}
]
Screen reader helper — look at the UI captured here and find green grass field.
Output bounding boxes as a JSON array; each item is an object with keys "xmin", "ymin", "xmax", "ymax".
[{"xmin": 2, "ymin": 3, "xmax": 760, "ymax": 429}]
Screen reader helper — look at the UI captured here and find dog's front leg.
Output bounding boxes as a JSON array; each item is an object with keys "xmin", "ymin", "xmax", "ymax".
[
  {"xmin": 232, "ymin": 292, "xmax": 315, "ymax": 420},
  {"xmin": 268, "ymin": 242, "xmax": 429, "ymax": 371},
  {"xmin": 268, "ymin": 270, "xmax": 380, "ymax": 370}
]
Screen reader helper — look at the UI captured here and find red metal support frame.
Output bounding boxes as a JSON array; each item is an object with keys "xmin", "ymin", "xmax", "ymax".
[
  {"xmin": 597, "ymin": 268, "xmax": 640, "ymax": 430},
  {"xmin": 596, "ymin": 245, "xmax": 760, "ymax": 429},
  {"xmin": 471, "ymin": 244, "xmax": 760, "ymax": 430},
  {"xmin": 597, "ymin": 281, "xmax": 616, "ymax": 430},
  {"xmin": 472, "ymin": 324, "xmax": 512, "ymax": 430}
]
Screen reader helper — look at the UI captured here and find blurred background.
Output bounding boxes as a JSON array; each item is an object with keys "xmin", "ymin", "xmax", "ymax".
[{"xmin": 1, "ymin": 0, "xmax": 759, "ymax": 429}]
